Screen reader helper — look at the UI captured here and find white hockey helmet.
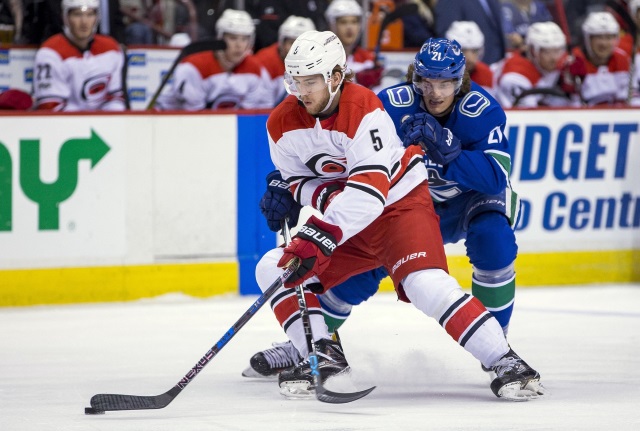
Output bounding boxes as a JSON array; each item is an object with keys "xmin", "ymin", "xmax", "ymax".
[
  {"xmin": 278, "ymin": 16, "xmax": 316, "ymax": 45},
  {"xmin": 284, "ymin": 30, "xmax": 347, "ymax": 79},
  {"xmin": 62, "ymin": 0, "xmax": 100, "ymax": 36},
  {"xmin": 215, "ymin": 9, "xmax": 255, "ymax": 39},
  {"xmin": 445, "ymin": 21, "xmax": 485, "ymax": 50},
  {"xmin": 582, "ymin": 11, "xmax": 620, "ymax": 37},
  {"xmin": 324, "ymin": 0, "xmax": 363, "ymax": 31},
  {"xmin": 284, "ymin": 31, "xmax": 347, "ymax": 111},
  {"xmin": 526, "ymin": 21, "xmax": 566, "ymax": 54}
]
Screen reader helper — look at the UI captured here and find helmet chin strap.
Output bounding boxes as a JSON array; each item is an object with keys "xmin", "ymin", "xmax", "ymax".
[{"xmin": 319, "ymin": 73, "xmax": 345, "ymax": 114}]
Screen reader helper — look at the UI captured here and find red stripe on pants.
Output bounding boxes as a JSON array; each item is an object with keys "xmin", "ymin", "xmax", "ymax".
[
  {"xmin": 444, "ymin": 297, "xmax": 488, "ymax": 342},
  {"xmin": 273, "ymin": 291, "xmax": 321, "ymax": 326}
]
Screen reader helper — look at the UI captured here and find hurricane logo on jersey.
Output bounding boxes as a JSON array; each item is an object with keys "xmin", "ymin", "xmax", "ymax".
[
  {"xmin": 306, "ymin": 153, "xmax": 347, "ymax": 176},
  {"xmin": 81, "ymin": 74, "xmax": 111, "ymax": 101},
  {"xmin": 208, "ymin": 95, "xmax": 242, "ymax": 109}
]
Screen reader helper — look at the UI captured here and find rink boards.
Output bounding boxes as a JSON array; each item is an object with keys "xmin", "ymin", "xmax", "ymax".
[{"xmin": 0, "ymin": 108, "xmax": 638, "ymax": 306}]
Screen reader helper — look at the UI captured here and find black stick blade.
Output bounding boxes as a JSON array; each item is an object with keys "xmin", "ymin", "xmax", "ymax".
[
  {"xmin": 90, "ymin": 387, "xmax": 180, "ymax": 411},
  {"xmin": 316, "ymin": 385, "xmax": 376, "ymax": 404}
]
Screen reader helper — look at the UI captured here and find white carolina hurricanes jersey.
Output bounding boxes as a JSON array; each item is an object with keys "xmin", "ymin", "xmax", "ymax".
[
  {"xmin": 267, "ymin": 82, "xmax": 428, "ymax": 243},
  {"xmin": 572, "ymin": 46, "xmax": 633, "ymax": 105},
  {"xmin": 157, "ymin": 51, "xmax": 274, "ymax": 110},
  {"xmin": 33, "ymin": 34, "xmax": 125, "ymax": 111}
]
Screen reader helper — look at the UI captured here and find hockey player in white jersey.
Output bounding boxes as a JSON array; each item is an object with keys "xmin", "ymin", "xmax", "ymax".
[
  {"xmin": 156, "ymin": 9, "xmax": 273, "ymax": 111},
  {"xmin": 33, "ymin": 0, "xmax": 126, "ymax": 111},
  {"xmin": 255, "ymin": 30, "xmax": 544, "ymax": 401}
]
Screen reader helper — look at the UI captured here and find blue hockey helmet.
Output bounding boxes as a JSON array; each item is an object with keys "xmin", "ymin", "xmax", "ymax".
[{"xmin": 412, "ymin": 38, "xmax": 466, "ymax": 96}]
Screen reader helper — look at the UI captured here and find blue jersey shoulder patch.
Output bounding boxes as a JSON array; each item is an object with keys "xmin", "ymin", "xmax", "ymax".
[
  {"xmin": 458, "ymin": 91, "xmax": 490, "ymax": 118},
  {"xmin": 383, "ymin": 85, "xmax": 415, "ymax": 107}
]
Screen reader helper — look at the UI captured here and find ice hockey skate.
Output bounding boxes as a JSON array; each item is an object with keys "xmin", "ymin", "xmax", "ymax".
[
  {"xmin": 481, "ymin": 363, "xmax": 497, "ymax": 381},
  {"xmin": 278, "ymin": 338, "xmax": 350, "ymax": 399},
  {"xmin": 490, "ymin": 348, "xmax": 546, "ymax": 401},
  {"xmin": 241, "ymin": 341, "xmax": 301, "ymax": 378}
]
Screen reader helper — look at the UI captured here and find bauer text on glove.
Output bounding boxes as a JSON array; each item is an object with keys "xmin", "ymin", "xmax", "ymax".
[{"xmin": 277, "ymin": 215, "xmax": 343, "ymax": 288}]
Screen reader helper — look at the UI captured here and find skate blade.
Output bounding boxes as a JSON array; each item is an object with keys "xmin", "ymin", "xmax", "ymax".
[
  {"xmin": 497, "ymin": 379, "xmax": 546, "ymax": 401},
  {"xmin": 279, "ymin": 380, "xmax": 315, "ymax": 399},
  {"xmin": 241, "ymin": 366, "xmax": 277, "ymax": 379}
]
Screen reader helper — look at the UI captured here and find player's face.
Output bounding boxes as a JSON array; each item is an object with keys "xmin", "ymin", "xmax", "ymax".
[
  {"xmin": 415, "ymin": 77, "xmax": 457, "ymax": 117},
  {"xmin": 293, "ymin": 74, "xmax": 331, "ymax": 115},
  {"xmin": 67, "ymin": 8, "xmax": 98, "ymax": 43},
  {"xmin": 537, "ymin": 47, "xmax": 565, "ymax": 72},
  {"xmin": 222, "ymin": 33, "xmax": 252, "ymax": 65},
  {"xmin": 588, "ymin": 34, "xmax": 617, "ymax": 64},
  {"xmin": 334, "ymin": 16, "xmax": 361, "ymax": 47}
]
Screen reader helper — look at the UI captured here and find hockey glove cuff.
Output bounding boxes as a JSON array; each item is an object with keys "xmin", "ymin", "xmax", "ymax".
[{"xmin": 312, "ymin": 181, "xmax": 345, "ymax": 214}]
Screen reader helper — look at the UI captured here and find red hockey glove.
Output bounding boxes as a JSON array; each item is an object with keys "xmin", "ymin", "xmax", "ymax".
[
  {"xmin": 355, "ymin": 67, "xmax": 383, "ymax": 89},
  {"xmin": 558, "ymin": 56, "xmax": 587, "ymax": 95},
  {"xmin": 568, "ymin": 56, "xmax": 587, "ymax": 80},
  {"xmin": 277, "ymin": 215, "xmax": 343, "ymax": 288}
]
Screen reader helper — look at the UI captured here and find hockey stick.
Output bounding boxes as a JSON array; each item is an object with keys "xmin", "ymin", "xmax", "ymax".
[
  {"xmin": 86, "ymin": 262, "xmax": 299, "ymax": 414},
  {"xmin": 512, "ymin": 87, "xmax": 572, "ymax": 107},
  {"xmin": 281, "ymin": 220, "xmax": 376, "ymax": 404},
  {"xmin": 374, "ymin": 3, "xmax": 419, "ymax": 64},
  {"xmin": 145, "ymin": 39, "xmax": 227, "ymax": 110}
]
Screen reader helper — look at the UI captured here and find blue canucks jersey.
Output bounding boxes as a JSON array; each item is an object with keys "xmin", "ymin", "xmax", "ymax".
[{"xmin": 378, "ymin": 82, "xmax": 513, "ymax": 204}]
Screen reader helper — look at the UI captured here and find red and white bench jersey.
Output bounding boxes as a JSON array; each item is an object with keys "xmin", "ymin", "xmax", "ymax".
[
  {"xmin": 348, "ymin": 46, "xmax": 375, "ymax": 74},
  {"xmin": 470, "ymin": 60, "xmax": 494, "ymax": 96},
  {"xmin": 267, "ymin": 81, "xmax": 428, "ymax": 243},
  {"xmin": 157, "ymin": 51, "xmax": 274, "ymax": 110},
  {"xmin": 33, "ymin": 34, "xmax": 125, "ymax": 111},
  {"xmin": 571, "ymin": 46, "xmax": 632, "ymax": 106},
  {"xmin": 254, "ymin": 42, "xmax": 286, "ymax": 105},
  {"xmin": 496, "ymin": 51, "xmax": 566, "ymax": 108}
]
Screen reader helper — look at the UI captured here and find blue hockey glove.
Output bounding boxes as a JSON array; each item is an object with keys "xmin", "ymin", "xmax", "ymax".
[
  {"xmin": 400, "ymin": 112, "xmax": 462, "ymax": 165},
  {"xmin": 259, "ymin": 170, "xmax": 302, "ymax": 232}
]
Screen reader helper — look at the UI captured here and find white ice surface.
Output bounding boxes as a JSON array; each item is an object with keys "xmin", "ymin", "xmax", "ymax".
[{"xmin": 1, "ymin": 284, "xmax": 639, "ymax": 430}]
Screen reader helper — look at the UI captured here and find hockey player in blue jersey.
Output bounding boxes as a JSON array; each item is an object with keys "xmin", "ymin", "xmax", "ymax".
[{"xmin": 244, "ymin": 38, "xmax": 533, "ymax": 397}]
